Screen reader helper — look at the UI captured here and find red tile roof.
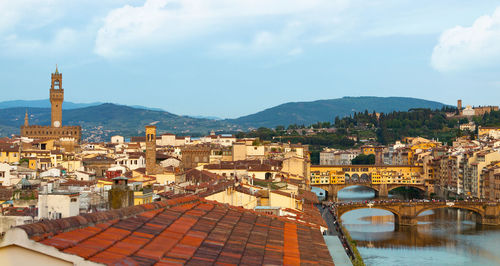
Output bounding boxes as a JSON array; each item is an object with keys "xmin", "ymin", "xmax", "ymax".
[{"xmin": 17, "ymin": 196, "xmax": 333, "ymax": 265}]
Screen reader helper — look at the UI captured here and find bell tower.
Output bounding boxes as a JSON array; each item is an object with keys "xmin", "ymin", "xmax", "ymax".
[
  {"xmin": 50, "ymin": 65, "xmax": 64, "ymax": 128},
  {"xmin": 145, "ymin": 125, "xmax": 157, "ymax": 175}
]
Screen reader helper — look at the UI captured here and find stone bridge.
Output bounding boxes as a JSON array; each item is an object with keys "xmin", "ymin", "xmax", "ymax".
[
  {"xmin": 313, "ymin": 182, "xmax": 428, "ymax": 199},
  {"xmin": 335, "ymin": 201, "xmax": 500, "ymax": 226}
]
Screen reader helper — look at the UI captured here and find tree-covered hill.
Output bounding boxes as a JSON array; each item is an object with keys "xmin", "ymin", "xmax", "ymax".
[{"xmin": 227, "ymin": 96, "xmax": 448, "ymax": 128}]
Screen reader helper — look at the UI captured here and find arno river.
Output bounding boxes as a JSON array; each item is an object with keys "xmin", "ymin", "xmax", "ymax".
[{"xmin": 338, "ymin": 186, "xmax": 500, "ymax": 266}]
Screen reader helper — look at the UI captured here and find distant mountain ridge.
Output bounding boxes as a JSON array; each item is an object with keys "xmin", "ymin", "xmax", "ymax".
[
  {"xmin": 226, "ymin": 96, "xmax": 448, "ymax": 128},
  {"xmin": 0, "ymin": 96, "xmax": 448, "ymax": 141},
  {"xmin": 0, "ymin": 99, "xmax": 164, "ymax": 111},
  {"xmin": 0, "ymin": 103, "xmax": 236, "ymax": 142}
]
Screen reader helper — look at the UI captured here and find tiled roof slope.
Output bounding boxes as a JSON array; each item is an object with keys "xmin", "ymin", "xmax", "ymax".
[{"xmin": 16, "ymin": 196, "xmax": 334, "ymax": 265}]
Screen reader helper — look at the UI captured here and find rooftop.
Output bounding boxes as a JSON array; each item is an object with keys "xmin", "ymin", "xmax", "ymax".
[{"xmin": 10, "ymin": 195, "xmax": 333, "ymax": 265}]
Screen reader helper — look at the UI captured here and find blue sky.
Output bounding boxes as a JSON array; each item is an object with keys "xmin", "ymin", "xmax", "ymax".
[{"xmin": 1, "ymin": 0, "xmax": 500, "ymax": 118}]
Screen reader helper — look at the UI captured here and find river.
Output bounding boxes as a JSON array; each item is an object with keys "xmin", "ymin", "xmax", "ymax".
[{"xmin": 337, "ymin": 186, "xmax": 500, "ymax": 266}]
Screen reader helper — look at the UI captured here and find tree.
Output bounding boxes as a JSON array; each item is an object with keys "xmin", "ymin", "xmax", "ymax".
[
  {"xmin": 351, "ymin": 154, "xmax": 375, "ymax": 165},
  {"xmin": 275, "ymin": 125, "xmax": 285, "ymax": 131}
]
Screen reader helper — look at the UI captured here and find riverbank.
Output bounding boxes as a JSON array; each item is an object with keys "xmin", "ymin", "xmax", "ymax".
[
  {"xmin": 340, "ymin": 224, "xmax": 365, "ymax": 266},
  {"xmin": 320, "ymin": 203, "xmax": 365, "ymax": 266}
]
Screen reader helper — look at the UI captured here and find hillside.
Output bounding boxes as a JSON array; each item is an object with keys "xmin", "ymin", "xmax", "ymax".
[
  {"xmin": 0, "ymin": 104, "xmax": 239, "ymax": 142},
  {"xmin": 0, "ymin": 99, "xmax": 101, "ymax": 110},
  {"xmin": 0, "ymin": 99, "xmax": 164, "ymax": 111},
  {"xmin": 0, "ymin": 96, "xmax": 449, "ymax": 141},
  {"xmin": 227, "ymin": 96, "xmax": 448, "ymax": 128}
]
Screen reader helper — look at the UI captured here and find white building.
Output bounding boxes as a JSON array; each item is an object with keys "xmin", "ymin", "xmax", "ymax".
[
  {"xmin": 159, "ymin": 133, "xmax": 176, "ymax": 146},
  {"xmin": 37, "ymin": 192, "xmax": 80, "ymax": 220},
  {"xmin": 75, "ymin": 170, "xmax": 96, "ymax": 181},
  {"xmin": 111, "ymin": 135, "xmax": 124, "ymax": 144},
  {"xmin": 40, "ymin": 168, "xmax": 62, "ymax": 178},
  {"xmin": 462, "ymin": 105, "xmax": 475, "ymax": 116},
  {"xmin": 460, "ymin": 122, "xmax": 476, "ymax": 131},
  {"xmin": 0, "ymin": 163, "xmax": 15, "ymax": 186},
  {"xmin": 320, "ymin": 150, "xmax": 358, "ymax": 165},
  {"xmin": 116, "ymin": 153, "xmax": 146, "ymax": 170},
  {"xmin": 175, "ymin": 136, "xmax": 191, "ymax": 146}
]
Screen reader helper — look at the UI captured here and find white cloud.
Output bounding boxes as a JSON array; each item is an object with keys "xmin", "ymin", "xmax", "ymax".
[
  {"xmin": 0, "ymin": 0, "xmax": 63, "ymax": 33},
  {"xmin": 0, "ymin": 28, "xmax": 84, "ymax": 57},
  {"xmin": 94, "ymin": 0, "xmax": 350, "ymax": 58},
  {"xmin": 431, "ymin": 7, "xmax": 500, "ymax": 72},
  {"xmin": 288, "ymin": 47, "xmax": 303, "ymax": 56},
  {"xmin": 215, "ymin": 21, "xmax": 306, "ymax": 56},
  {"xmin": 0, "ymin": 1, "xmax": 131, "ymax": 57}
]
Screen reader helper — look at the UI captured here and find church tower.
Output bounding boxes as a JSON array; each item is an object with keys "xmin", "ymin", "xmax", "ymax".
[
  {"xmin": 50, "ymin": 65, "xmax": 64, "ymax": 128},
  {"xmin": 24, "ymin": 110, "xmax": 29, "ymax": 127},
  {"xmin": 145, "ymin": 125, "xmax": 157, "ymax": 175}
]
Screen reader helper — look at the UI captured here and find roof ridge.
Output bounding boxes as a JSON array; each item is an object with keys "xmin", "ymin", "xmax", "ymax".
[{"xmin": 17, "ymin": 195, "xmax": 199, "ymax": 239}]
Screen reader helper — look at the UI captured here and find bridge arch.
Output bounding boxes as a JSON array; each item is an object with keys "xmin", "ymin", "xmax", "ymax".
[
  {"xmin": 415, "ymin": 205, "xmax": 484, "ymax": 221},
  {"xmin": 339, "ymin": 184, "xmax": 380, "ymax": 192},
  {"xmin": 388, "ymin": 184, "xmax": 426, "ymax": 192},
  {"xmin": 337, "ymin": 184, "xmax": 380, "ymax": 199},
  {"xmin": 337, "ymin": 206, "xmax": 401, "ymax": 225}
]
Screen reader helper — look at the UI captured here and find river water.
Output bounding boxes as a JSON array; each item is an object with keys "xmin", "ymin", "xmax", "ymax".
[{"xmin": 338, "ymin": 186, "xmax": 500, "ymax": 266}]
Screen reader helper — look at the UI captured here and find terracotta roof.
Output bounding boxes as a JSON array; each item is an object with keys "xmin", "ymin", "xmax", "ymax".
[
  {"xmin": 2, "ymin": 206, "xmax": 37, "ymax": 217},
  {"xmin": 17, "ymin": 196, "xmax": 333, "ymax": 265},
  {"xmin": 0, "ymin": 188, "xmax": 13, "ymax": 201},
  {"xmin": 131, "ymin": 136, "xmax": 146, "ymax": 142},
  {"xmin": 204, "ymin": 159, "xmax": 282, "ymax": 171},
  {"xmin": 133, "ymin": 168, "xmax": 146, "ymax": 174},
  {"xmin": 0, "ymin": 144, "xmax": 19, "ymax": 152},
  {"xmin": 185, "ymin": 169, "xmax": 221, "ymax": 183},
  {"xmin": 60, "ymin": 180, "xmax": 97, "ymax": 187}
]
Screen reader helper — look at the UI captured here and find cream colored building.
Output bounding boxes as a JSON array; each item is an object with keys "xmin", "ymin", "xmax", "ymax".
[
  {"xmin": 159, "ymin": 133, "xmax": 176, "ymax": 146},
  {"xmin": 205, "ymin": 187, "xmax": 258, "ymax": 209},
  {"xmin": 462, "ymin": 105, "xmax": 475, "ymax": 116},
  {"xmin": 37, "ymin": 192, "xmax": 80, "ymax": 220},
  {"xmin": 0, "ymin": 163, "xmax": 15, "ymax": 186},
  {"xmin": 0, "ymin": 228, "xmax": 96, "ymax": 265},
  {"xmin": 110, "ymin": 135, "xmax": 124, "ymax": 144},
  {"xmin": 269, "ymin": 191, "xmax": 303, "ymax": 211}
]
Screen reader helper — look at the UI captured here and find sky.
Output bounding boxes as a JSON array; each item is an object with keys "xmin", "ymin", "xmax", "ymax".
[{"xmin": 1, "ymin": 0, "xmax": 500, "ymax": 119}]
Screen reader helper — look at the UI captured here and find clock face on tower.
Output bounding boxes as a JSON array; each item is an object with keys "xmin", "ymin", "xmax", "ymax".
[{"xmin": 53, "ymin": 121, "xmax": 61, "ymax": 128}]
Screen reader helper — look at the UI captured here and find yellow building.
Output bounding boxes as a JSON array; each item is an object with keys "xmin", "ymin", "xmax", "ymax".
[
  {"xmin": 478, "ymin": 126, "xmax": 500, "ymax": 138},
  {"xmin": 269, "ymin": 190, "xmax": 303, "ymax": 211},
  {"xmin": 311, "ymin": 165, "xmax": 423, "ymax": 185},
  {"xmin": 408, "ymin": 142, "xmax": 440, "ymax": 165},
  {"xmin": 0, "ymin": 145, "xmax": 20, "ymax": 164},
  {"xmin": 133, "ymin": 188, "xmax": 153, "ymax": 205},
  {"xmin": 310, "ymin": 169, "xmax": 345, "ymax": 185},
  {"xmin": 97, "ymin": 179, "xmax": 113, "ymax": 189}
]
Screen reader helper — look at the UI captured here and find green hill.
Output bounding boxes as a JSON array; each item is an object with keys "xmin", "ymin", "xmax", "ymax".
[
  {"xmin": 0, "ymin": 104, "xmax": 238, "ymax": 142},
  {"xmin": 227, "ymin": 96, "xmax": 448, "ymax": 128},
  {"xmin": 0, "ymin": 97, "xmax": 449, "ymax": 141}
]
